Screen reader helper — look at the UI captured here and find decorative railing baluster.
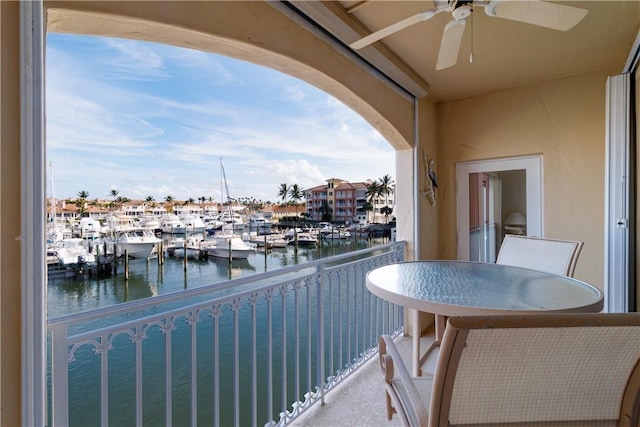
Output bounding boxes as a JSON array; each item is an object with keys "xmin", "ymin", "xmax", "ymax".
[
  {"xmin": 305, "ymin": 277, "xmax": 312, "ymax": 402},
  {"xmin": 188, "ymin": 311, "xmax": 198, "ymax": 427},
  {"xmin": 163, "ymin": 317, "xmax": 175, "ymax": 427},
  {"xmin": 316, "ymin": 266, "xmax": 325, "ymax": 406},
  {"xmin": 211, "ymin": 303, "xmax": 222, "ymax": 427},
  {"xmin": 134, "ymin": 325, "xmax": 144, "ymax": 427},
  {"xmin": 231, "ymin": 297, "xmax": 242, "ymax": 427},
  {"xmin": 293, "ymin": 280, "xmax": 301, "ymax": 416},
  {"xmin": 265, "ymin": 288, "xmax": 275, "ymax": 425},
  {"xmin": 279, "ymin": 284, "xmax": 287, "ymax": 424},
  {"xmin": 47, "ymin": 242, "xmax": 405, "ymax": 427},
  {"xmin": 249, "ymin": 293, "xmax": 259, "ymax": 427}
]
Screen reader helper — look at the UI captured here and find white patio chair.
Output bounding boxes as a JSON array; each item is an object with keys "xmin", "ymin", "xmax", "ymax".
[
  {"xmin": 496, "ymin": 234, "xmax": 584, "ymax": 277},
  {"xmin": 380, "ymin": 313, "xmax": 640, "ymax": 427}
]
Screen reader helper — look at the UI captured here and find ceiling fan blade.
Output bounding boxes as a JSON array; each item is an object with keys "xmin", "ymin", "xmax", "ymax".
[
  {"xmin": 485, "ymin": 0, "xmax": 588, "ymax": 31},
  {"xmin": 436, "ymin": 19, "xmax": 466, "ymax": 70},
  {"xmin": 350, "ymin": 9, "xmax": 437, "ymax": 50}
]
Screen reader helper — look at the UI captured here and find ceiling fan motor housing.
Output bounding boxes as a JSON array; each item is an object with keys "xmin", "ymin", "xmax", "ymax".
[
  {"xmin": 452, "ymin": 5, "xmax": 472, "ymax": 20},
  {"xmin": 452, "ymin": 0, "xmax": 474, "ymax": 20}
]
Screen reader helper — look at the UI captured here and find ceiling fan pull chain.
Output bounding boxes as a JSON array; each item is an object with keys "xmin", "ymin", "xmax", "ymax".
[{"xmin": 469, "ymin": 10, "xmax": 474, "ymax": 64}]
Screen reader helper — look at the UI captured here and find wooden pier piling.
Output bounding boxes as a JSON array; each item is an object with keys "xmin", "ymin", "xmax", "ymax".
[{"xmin": 124, "ymin": 250, "xmax": 129, "ymax": 280}]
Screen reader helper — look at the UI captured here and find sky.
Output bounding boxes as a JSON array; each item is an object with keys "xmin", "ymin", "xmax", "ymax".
[{"xmin": 46, "ymin": 33, "xmax": 395, "ymax": 204}]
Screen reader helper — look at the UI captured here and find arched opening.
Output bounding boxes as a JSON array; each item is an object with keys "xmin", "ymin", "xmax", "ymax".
[{"xmin": 34, "ymin": 3, "xmax": 417, "ymax": 424}]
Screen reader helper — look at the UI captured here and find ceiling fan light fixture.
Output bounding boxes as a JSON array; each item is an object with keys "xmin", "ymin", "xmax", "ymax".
[{"xmin": 452, "ymin": 5, "xmax": 473, "ymax": 20}]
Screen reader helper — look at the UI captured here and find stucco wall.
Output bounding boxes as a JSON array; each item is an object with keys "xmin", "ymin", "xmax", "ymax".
[
  {"xmin": 416, "ymin": 97, "xmax": 439, "ymax": 260},
  {"xmin": 437, "ymin": 67, "xmax": 617, "ymax": 289}
]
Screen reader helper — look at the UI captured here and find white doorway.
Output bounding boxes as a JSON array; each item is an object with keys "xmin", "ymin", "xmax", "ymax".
[{"xmin": 456, "ymin": 156, "xmax": 543, "ymax": 261}]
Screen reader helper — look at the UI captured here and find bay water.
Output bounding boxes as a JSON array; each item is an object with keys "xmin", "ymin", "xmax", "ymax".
[{"xmin": 47, "ymin": 233, "xmax": 388, "ymax": 425}]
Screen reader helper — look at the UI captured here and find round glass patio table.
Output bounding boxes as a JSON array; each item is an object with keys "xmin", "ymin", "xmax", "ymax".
[{"xmin": 366, "ymin": 260, "xmax": 604, "ymax": 375}]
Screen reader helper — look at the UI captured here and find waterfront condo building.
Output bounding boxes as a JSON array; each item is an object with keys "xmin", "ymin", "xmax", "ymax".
[{"xmin": 305, "ymin": 178, "xmax": 394, "ymax": 224}]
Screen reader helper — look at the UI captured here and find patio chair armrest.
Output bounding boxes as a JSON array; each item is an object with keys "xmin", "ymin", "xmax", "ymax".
[{"xmin": 379, "ymin": 335, "xmax": 430, "ymax": 426}]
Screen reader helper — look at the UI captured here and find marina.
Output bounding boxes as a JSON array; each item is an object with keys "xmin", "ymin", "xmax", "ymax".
[
  {"xmin": 46, "ymin": 212, "xmax": 388, "ymax": 275},
  {"xmin": 46, "ymin": 231, "xmax": 399, "ymax": 426},
  {"xmin": 47, "ymin": 227, "xmax": 391, "ymax": 318},
  {"xmin": 45, "ymin": 159, "xmax": 398, "ymax": 425}
]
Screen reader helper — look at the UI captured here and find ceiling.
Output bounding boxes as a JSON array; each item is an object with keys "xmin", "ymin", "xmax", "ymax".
[{"xmin": 286, "ymin": 1, "xmax": 640, "ymax": 103}]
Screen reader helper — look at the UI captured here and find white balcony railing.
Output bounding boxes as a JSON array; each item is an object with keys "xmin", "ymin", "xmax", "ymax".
[{"xmin": 47, "ymin": 241, "xmax": 405, "ymax": 426}]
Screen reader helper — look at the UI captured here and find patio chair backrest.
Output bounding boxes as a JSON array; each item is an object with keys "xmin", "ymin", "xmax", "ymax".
[
  {"xmin": 430, "ymin": 313, "xmax": 640, "ymax": 427},
  {"xmin": 496, "ymin": 235, "xmax": 584, "ymax": 276}
]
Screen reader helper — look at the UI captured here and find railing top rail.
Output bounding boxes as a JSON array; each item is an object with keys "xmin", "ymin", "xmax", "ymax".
[{"xmin": 47, "ymin": 240, "xmax": 404, "ymax": 328}]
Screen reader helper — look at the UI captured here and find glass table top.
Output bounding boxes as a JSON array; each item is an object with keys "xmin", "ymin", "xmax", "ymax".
[{"xmin": 366, "ymin": 261, "xmax": 604, "ymax": 314}]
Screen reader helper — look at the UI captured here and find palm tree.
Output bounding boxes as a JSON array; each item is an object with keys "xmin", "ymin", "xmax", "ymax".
[
  {"xmin": 365, "ymin": 181, "xmax": 381, "ymax": 223},
  {"xmin": 381, "ymin": 205, "xmax": 393, "ymax": 224},
  {"xmin": 289, "ymin": 184, "xmax": 304, "ymax": 223},
  {"xmin": 377, "ymin": 175, "xmax": 394, "ymax": 224},
  {"xmin": 378, "ymin": 174, "xmax": 394, "ymax": 208},
  {"xmin": 76, "ymin": 190, "xmax": 89, "ymax": 217},
  {"xmin": 277, "ymin": 183, "xmax": 289, "ymax": 205},
  {"xmin": 116, "ymin": 196, "xmax": 130, "ymax": 205},
  {"xmin": 144, "ymin": 196, "xmax": 155, "ymax": 213},
  {"xmin": 164, "ymin": 195, "xmax": 175, "ymax": 213},
  {"xmin": 362, "ymin": 201, "xmax": 374, "ymax": 223},
  {"xmin": 108, "ymin": 188, "xmax": 119, "ymax": 212},
  {"xmin": 320, "ymin": 200, "xmax": 332, "ymax": 222}
]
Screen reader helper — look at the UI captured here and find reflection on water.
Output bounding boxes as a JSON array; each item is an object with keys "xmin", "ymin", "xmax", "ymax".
[
  {"xmin": 48, "ymin": 236, "xmax": 393, "ymax": 426},
  {"xmin": 48, "ymin": 237, "xmax": 381, "ymax": 318}
]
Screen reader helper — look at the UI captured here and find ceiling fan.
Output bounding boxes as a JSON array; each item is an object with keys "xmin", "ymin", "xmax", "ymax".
[{"xmin": 349, "ymin": 0, "xmax": 588, "ymax": 70}]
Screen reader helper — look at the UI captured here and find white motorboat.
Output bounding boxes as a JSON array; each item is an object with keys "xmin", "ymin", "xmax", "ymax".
[
  {"xmin": 203, "ymin": 216, "xmax": 225, "ymax": 232},
  {"xmin": 218, "ymin": 211, "xmax": 245, "ymax": 230},
  {"xmin": 288, "ymin": 232, "xmax": 318, "ymax": 247},
  {"xmin": 317, "ymin": 222, "xmax": 333, "ymax": 235},
  {"xmin": 47, "ymin": 221, "xmax": 72, "ymax": 244},
  {"xmin": 269, "ymin": 237, "xmax": 289, "ymax": 248},
  {"xmin": 165, "ymin": 236, "xmax": 217, "ymax": 257},
  {"xmin": 112, "ymin": 229, "xmax": 162, "ymax": 258},
  {"xmin": 161, "ymin": 214, "xmax": 187, "ymax": 234},
  {"xmin": 139, "ymin": 214, "xmax": 162, "ymax": 231},
  {"xmin": 249, "ymin": 213, "xmax": 272, "ymax": 229},
  {"xmin": 77, "ymin": 217, "xmax": 102, "ymax": 239},
  {"xmin": 207, "ymin": 228, "xmax": 255, "ymax": 259},
  {"xmin": 55, "ymin": 238, "xmax": 96, "ymax": 268},
  {"xmin": 104, "ymin": 214, "xmax": 137, "ymax": 234},
  {"xmin": 249, "ymin": 232, "xmax": 288, "ymax": 249},
  {"xmin": 323, "ymin": 230, "xmax": 352, "ymax": 240},
  {"xmin": 181, "ymin": 214, "xmax": 206, "ymax": 233}
]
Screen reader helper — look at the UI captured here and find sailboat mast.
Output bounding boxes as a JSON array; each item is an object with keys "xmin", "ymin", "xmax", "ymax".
[{"xmin": 220, "ymin": 158, "xmax": 233, "ymax": 217}]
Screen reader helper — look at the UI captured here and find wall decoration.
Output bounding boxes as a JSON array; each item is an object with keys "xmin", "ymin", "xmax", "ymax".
[{"xmin": 422, "ymin": 150, "xmax": 438, "ymax": 206}]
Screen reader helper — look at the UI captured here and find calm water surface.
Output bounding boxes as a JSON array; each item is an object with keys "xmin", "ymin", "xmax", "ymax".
[
  {"xmin": 47, "ymin": 235, "xmax": 380, "ymax": 318},
  {"xmin": 47, "ymin": 234, "xmax": 390, "ymax": 426}
]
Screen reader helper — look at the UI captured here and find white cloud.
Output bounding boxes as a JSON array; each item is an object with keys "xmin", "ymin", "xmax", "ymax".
[{"xmin": 46, "ymin": 34, "xmax": 395, "ymax": 203}]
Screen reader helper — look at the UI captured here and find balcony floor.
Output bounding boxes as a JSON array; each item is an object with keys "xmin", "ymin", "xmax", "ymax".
[{"xmin": 291, "ymin": 329, "xmax": 436, "ymax": 427}]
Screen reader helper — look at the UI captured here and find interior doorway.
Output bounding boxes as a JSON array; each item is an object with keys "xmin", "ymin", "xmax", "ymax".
[{"xmin": 456, "ymin": 156, "xmax": 543, "ymax": 261}]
